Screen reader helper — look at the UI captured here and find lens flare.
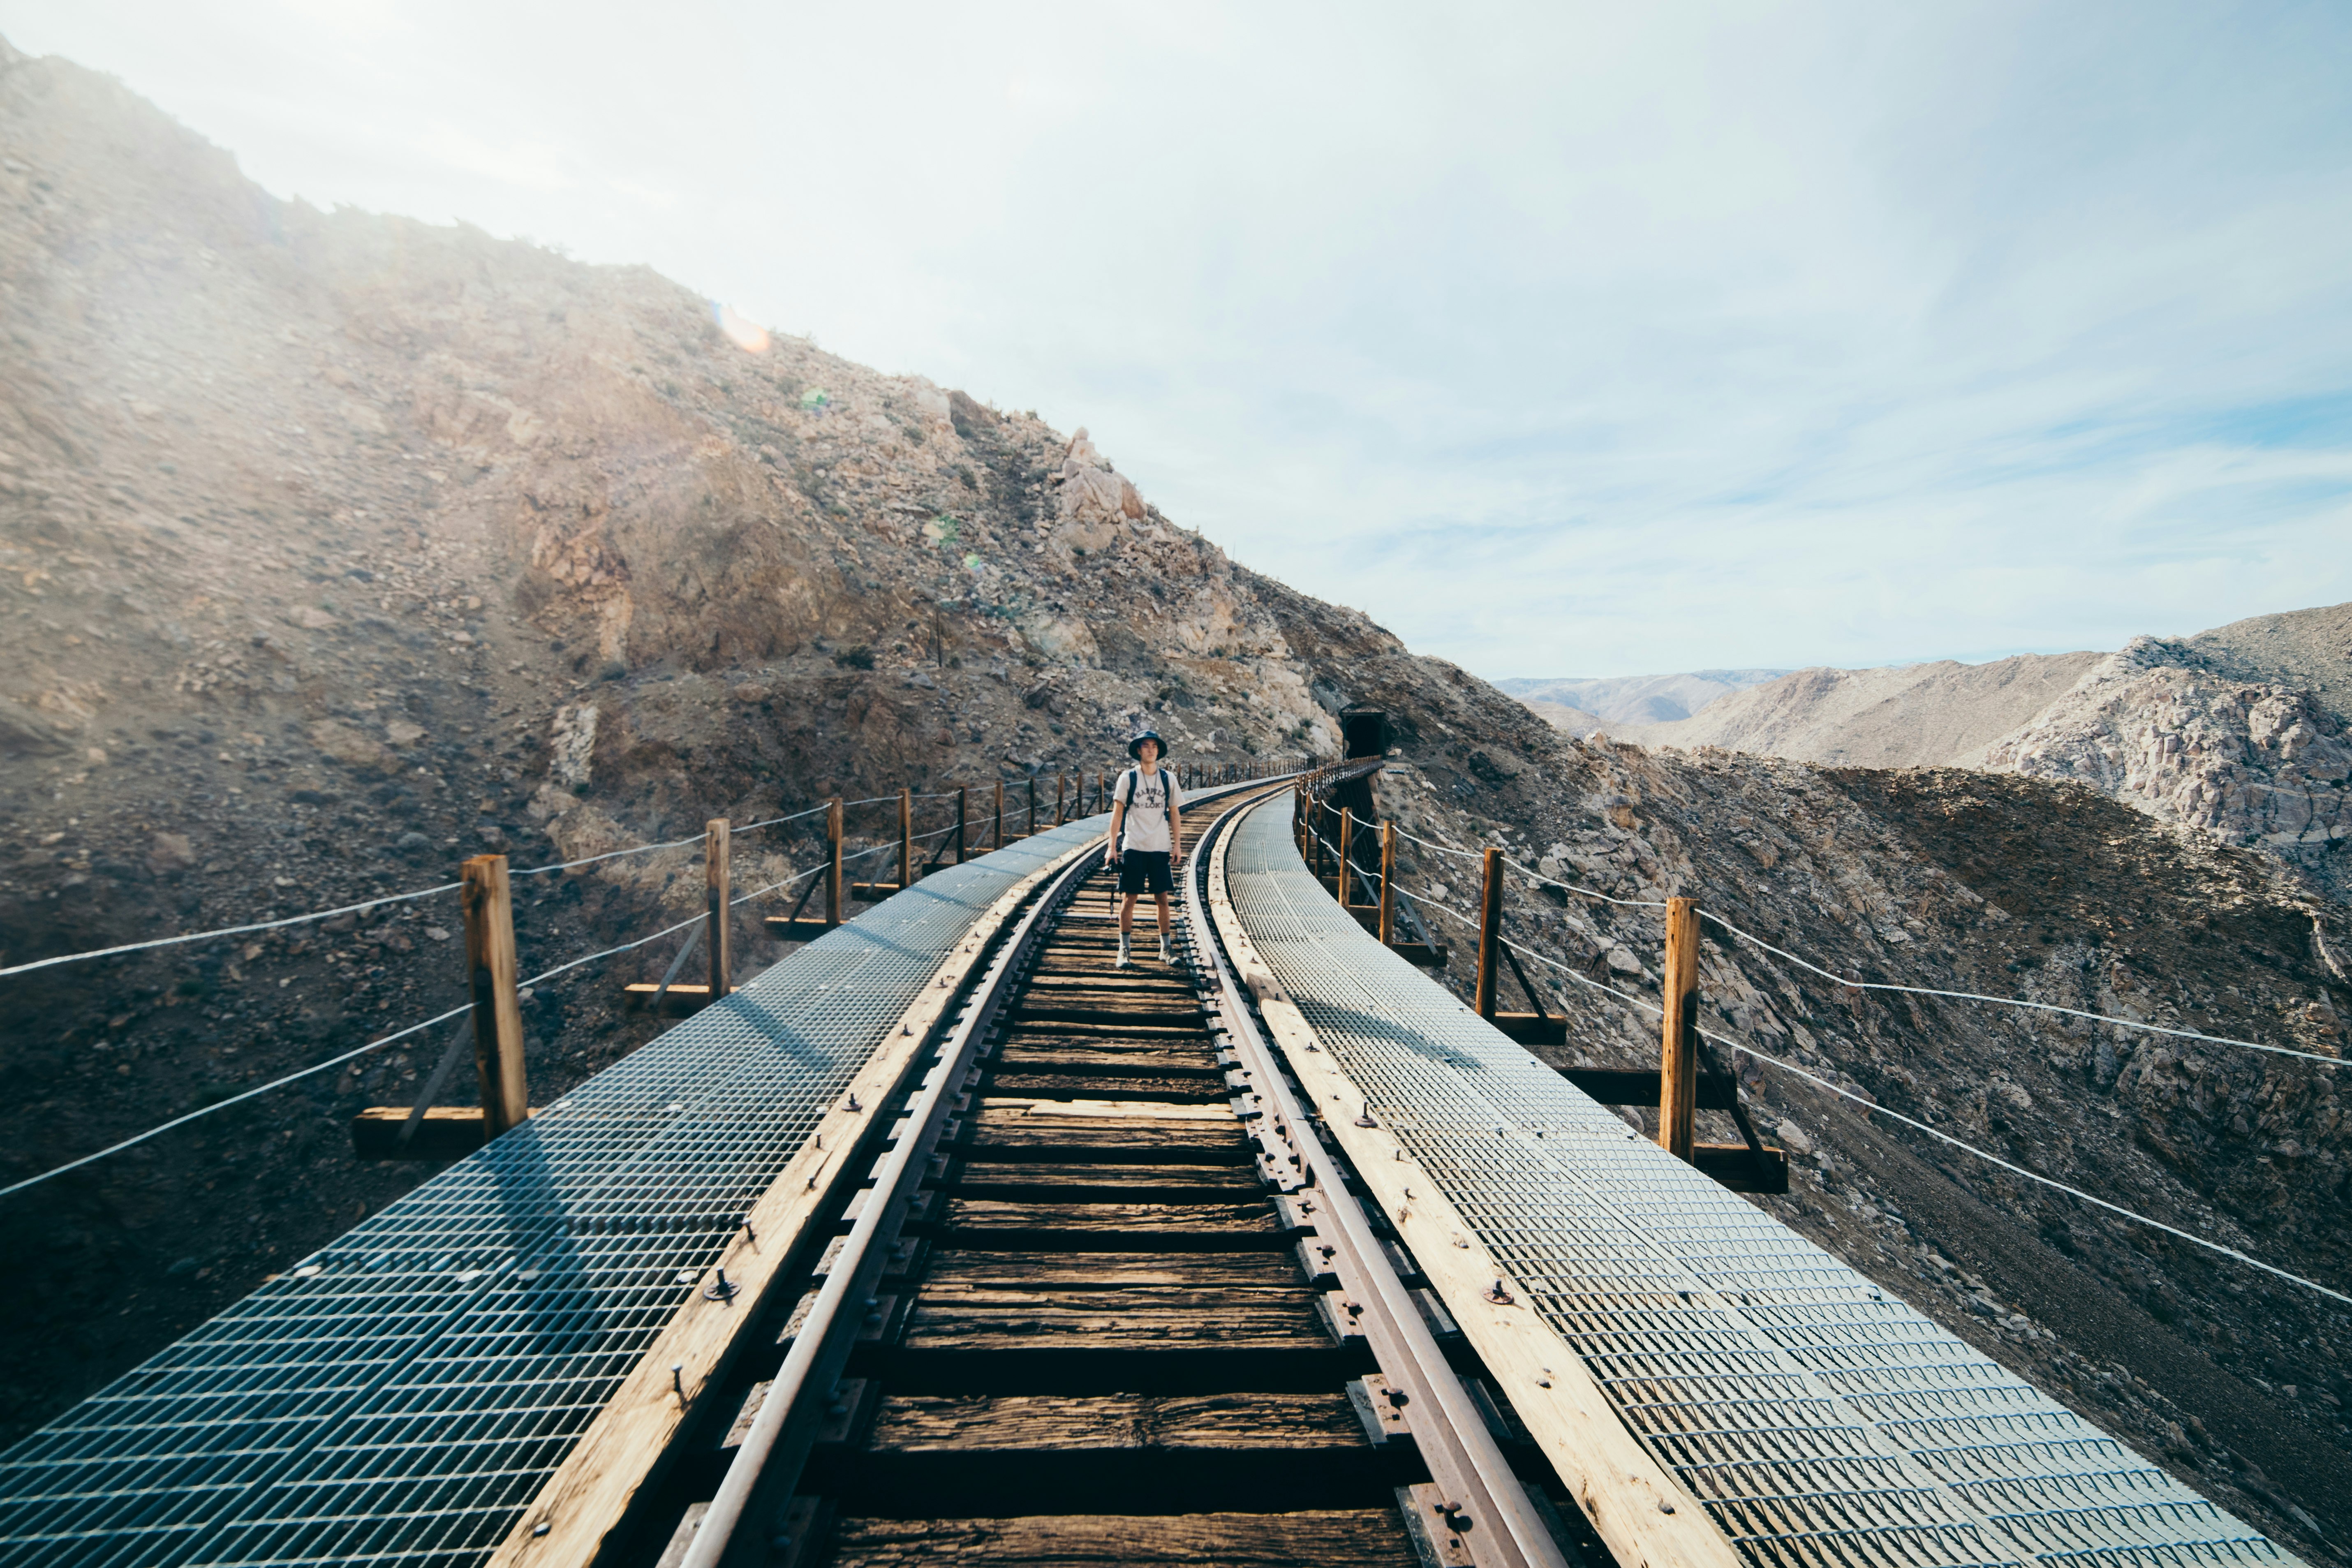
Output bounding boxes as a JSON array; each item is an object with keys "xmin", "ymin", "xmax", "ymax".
[{"xmin": 708, "ymin": 301, "xmax": 770, "ymax": 354}]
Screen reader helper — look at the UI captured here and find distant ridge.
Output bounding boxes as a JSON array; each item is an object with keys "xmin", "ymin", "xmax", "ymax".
[
  {"xmin": 1519, "ymin": 603, "xmax": 2352, "ymax": 896},
  {"xmin": 1494, "ymin": 668, "xmax": 1789, "ymax": 726}
]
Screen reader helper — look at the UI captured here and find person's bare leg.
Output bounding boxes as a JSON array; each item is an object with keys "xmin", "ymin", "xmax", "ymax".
[
  {"xmin": 1155, "ymin": 892, "xmax": 1173, "ymax": 961},
  {"xmin": 1117, "ymin": 889, "xmax": 1136, "ymax": 966}
]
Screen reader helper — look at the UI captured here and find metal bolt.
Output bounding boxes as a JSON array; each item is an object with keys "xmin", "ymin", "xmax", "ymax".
[
  {"xmin": 846, "ymin": 1093, "xmax": 863, "ymax": 1112},
  {"xmin": 670, "ymin": 1363, "xmax": 685, "ymax": 1401},
  {"xmin": 742, "ymin": 1221, "xmax": 756, "ymax": 1243},
  {"xmin": 1659, "ymin": 1500, "xmax": 1677, "ymax": 1515},
  {"xmin": 532, "ymin": 1521, "xmax": 550, "ymax": 1538},
  {"xmin": 1355, "ymin": 1104, "xmax": 1377, "ymax": 1127},
  {"xmin": 703, "ymin": 1267, "xmax": 738, "ymax": 1302}
]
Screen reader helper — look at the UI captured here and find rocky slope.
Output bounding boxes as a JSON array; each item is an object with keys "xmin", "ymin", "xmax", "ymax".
[
  {"xmin": 1981, "ymin": 637, "xmax": 2352, "ymax": 897},
  {"xmin": 2, "ymin": 35, "xmax": 2347, "ymax": 1560}
]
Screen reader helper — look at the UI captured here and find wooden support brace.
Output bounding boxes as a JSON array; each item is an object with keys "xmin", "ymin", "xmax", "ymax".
[
  {"xmin": 1474, "ymin": 846, "xmax": 1502, "ymax": 1022},
  {"xmin": 462, "ymin": 854, "xmax": 528, "ymax": 1138},
  {"xmin": 1337, "ymin": 808, "xmax": 1355, "ymax": 910},
  {"xmin": 994, "ymin": 780, "xmax": 1005, "ymax": 850},
  {"xmin": 897, "ymin": 788, "xmax": 911, "ymax": 890},
  {"xmin": 1659, "ymin": 895, "xmax": 1700, "ymax": 1163},
  {"xmin": 621, "ymin": 982, "xmax": 733, "ymax": 1013},
  {"xmin": 705, "ymin": 819, "xmax": 729, "ymax": 1004},
  {"xmin": 351, "ymin": 1105, "xmax": 543, "ymax": 1161},
  {"xmin": 956, "ymin": 786, "xmax": 968, "ymax": 865},
  {"xmin": 1378, "ymin": 821, "xmax": 1395, "ymax": 947},
  {"xmin": 826, "ymin": 798, "xmax": 843, "ymax": 929},
  {"xmin": 763, "ymin": 917, "xmax": 833, "ymax": 942}
]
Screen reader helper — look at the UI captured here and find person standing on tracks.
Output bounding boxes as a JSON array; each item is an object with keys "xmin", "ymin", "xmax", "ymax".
[{"xmin": 1106, "ymin": 729, "xmax": 1184, "ymax": 968}]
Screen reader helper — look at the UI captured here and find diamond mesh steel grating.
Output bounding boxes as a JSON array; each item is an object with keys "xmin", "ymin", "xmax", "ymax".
[
  {"xmin": 0, "ymin": 815, "xmax": 1115, "ymax": 1568},
  {"xmin": 1219, "ymin": 799, "xmax": 2296, "ymax": 1568}
]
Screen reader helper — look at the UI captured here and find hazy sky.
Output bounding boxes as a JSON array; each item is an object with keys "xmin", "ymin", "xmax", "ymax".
[{"xmin": 8, "ymin": 2, "xmax": 2350, "ymax": 678}]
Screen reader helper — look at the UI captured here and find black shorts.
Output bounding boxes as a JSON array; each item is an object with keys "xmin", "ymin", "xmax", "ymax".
[{"xmin": 1117, "ymin": 850, "xmax": 1173, "ymax": 895}]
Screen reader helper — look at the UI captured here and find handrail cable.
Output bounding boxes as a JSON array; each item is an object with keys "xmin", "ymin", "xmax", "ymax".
[
  {"xmin": 0, "ymin": 804, "xmax": 842, "ymax": 981},
  {"xmin": 1699, "ymin": 909, "xmax": 2344, "ymax": 1071},
  {"xmin": 0, "ymin": 1003, "xmax": 472, "ymax": 1201},
  {"xmin": 0, "ymin": 883, "xmax": 462, "ymax": 981},
  {"xmin": 0, "ymin": 843, "xmax": 904, "ymax": 1200},
  {"xmin": 1371, "ymin": 821, "xmax": 1669, "ymax": 911},
  {"xmin": 1331, "ymin": 823, "xmax": 2341, "ymax": 1073},
  {"xmin": 1400, "ymin": 887, "xmax": 2352, "ymax": 1310}
]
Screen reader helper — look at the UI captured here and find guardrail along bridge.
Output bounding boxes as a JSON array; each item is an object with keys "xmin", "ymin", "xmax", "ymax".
[{"xmin": 0, "ymin": 754, "xmax": 2307, "ymax": 1568}]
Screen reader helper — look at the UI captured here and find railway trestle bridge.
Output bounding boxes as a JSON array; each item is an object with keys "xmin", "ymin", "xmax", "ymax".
[{"xmin": 0, "ymin": 751, "xmax": 2305, "ymax": 1568}]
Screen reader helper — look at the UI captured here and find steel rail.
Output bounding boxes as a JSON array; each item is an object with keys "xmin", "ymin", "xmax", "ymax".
[
  {"xmin": 679, "ymin": 838, "xmax": 1107, "ymax": 1568},
  {"xmin": 679, "ymin": 772, "xmax": 1291, "ymax": 1568},
  {"xmin": 1192, "ymin": 791, "xmax": 1570, "ymax": 1568}
]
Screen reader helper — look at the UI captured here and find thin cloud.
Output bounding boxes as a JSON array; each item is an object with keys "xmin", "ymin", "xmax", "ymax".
[{"xmin": 6, "ymin": 1, "xmax": 2347, "ymax": 676}]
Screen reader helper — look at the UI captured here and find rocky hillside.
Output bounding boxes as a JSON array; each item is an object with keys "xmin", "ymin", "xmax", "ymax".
[{"xmin": 2, "ymin": 34, "xmax": 2347, "ymax": 1559}]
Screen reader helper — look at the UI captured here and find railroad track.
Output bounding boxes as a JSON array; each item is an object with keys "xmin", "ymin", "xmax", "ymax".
[{"xmin": 625, "ymin": 784, "xmax": 1605, "ymax": 1568}]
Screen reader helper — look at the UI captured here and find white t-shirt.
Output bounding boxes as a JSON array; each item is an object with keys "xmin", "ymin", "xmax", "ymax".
[{"xmin": 1113, "ymin": 765, "xmax": 1182, "ymax": 854}]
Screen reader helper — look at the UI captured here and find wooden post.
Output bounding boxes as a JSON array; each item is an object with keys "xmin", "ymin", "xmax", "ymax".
[
  {"xmin": 1098, "ymin": 770, "xmax": 1108, "ymax": 814},
  {"xmin": 1027, "ymin": 776, "xmax": 1037, "ymax": 836},
  {"xmin": 1338, "ymin": 808, "xmax": 1355, "ymax": 908},
  {"xmin": 1055, "ymin": 772, "xmax": 1067, "ymax": 825},
  {"xmin": 956, "ymin": 786, "xmax": 968, "ymax": 864},
  {"xmin": 898, "ymin": 787, "xmax": 912, "ymax": 888},
  {"xmin": 826, "ymin": 797, "xmax": 843, "ymax": 928},
  {"xmin": 1659, "ymin": 896, "xmax": 1702, "ymax": 1162},
  {"xmin": 994, "ymin": 780, "xmax": 1005, "ymax": 849},
  {"xmin": 705, "ymin": 819, "xmax": 730, "ymax": 1002},
  {"xmin": 1475, "ymin": 846, "xmax": 1502, "ymax": 1022},
  {"xmin": 1378, "ymin": 821, "xmax": 1395, "ymax": 946},
  {"xmin": 462, "ymin": 854, "xmax": 528, "ymax": 1138}
]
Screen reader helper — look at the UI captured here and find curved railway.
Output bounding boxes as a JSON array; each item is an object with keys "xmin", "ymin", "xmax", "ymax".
[
  {"xmin": 0, "ymin": 768, "xmax": 2302, "ymax": 1568},
  {"xmin": 631, "ymin": 781, "xmax": 1593, "ymax": 1568}
]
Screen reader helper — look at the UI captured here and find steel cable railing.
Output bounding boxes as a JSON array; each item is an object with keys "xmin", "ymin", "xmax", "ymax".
[
  {"xmin": 1327, "ymin": 814, "xmax": 2341, "ymax": 1071},
  {"xmin": 0, "ymin": 770, "xmax": 1302, "ymax": 1197},
  {"xmin": 0, "ymin": 803, "xmax": 839, "ymax": 979},
  {"xmin": 1371, "ymin": 863, "xmax": 2352, "ymax": 1308},
  {"xmin": 0, "ymin": 838, "xmax": 906, "ymax": 1200}
]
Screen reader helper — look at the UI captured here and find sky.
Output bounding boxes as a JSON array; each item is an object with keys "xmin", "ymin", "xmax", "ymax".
[{"xmin": 7, "ymin": 1, "xmax": 2350, "ymax": 679}]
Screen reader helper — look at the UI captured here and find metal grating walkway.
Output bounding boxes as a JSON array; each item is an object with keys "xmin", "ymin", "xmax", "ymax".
[
  {"xmin": 0, "ymin": 815, "xmax": 1112, "ymax": 1568},
  {"xmin": 1219, "ymin": 798, "xmax": 2296, "ymax": 1568}
]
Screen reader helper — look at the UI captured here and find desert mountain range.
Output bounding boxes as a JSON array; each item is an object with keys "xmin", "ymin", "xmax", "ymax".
[
  {"xmin": 2, "ymin": 35, "xmax": 2347, "ymax": 1554},
  {"xmin": 1517, "ymin": 605, "xmax": 2352, "ymax": 898}
]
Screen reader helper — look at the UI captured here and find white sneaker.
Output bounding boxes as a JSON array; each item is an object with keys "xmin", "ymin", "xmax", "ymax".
[
  {"xmin": 1115, "ymin": 933, "xmax": 1131, "ymax": 968},
  {"xmin": 1158, "ymin": 934, "xmax": 1172, "ymax": 964}
]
